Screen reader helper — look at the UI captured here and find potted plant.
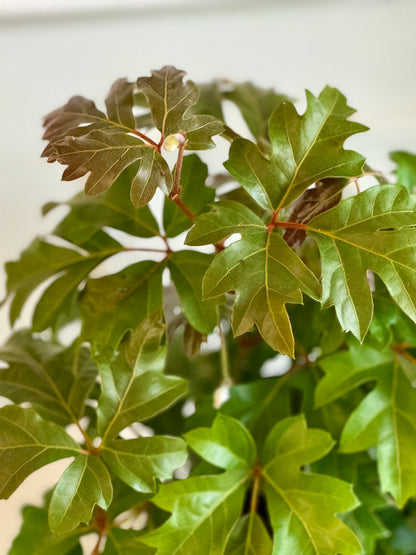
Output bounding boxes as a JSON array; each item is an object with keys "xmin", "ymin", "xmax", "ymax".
[{"xmin": 1, "ymin": 65, "xmax": 416, "ymax": 554}]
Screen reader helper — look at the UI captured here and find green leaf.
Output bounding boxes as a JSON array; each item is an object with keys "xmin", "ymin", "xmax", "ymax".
[
  {"xmin": 130, "ymin": 147, "xmax": 172, "ymax": 207},
  {"xmin": 312, "ymin": 454, "xmax": 388, "ymax": 554},
  {"xmin": 225, "ymin": 513, "xmax": 273, "ymax": 555},
  {"xmin": 49, "ymin": 454, "xmax": 112, "ymax": 534},
  {"xmin": 163, "ymin": 154, "xmax": 213, "ymax": 238},
  {"xmin": 97, "ymin": 323, "xmax": 187, "ymax": 440},
  {"xmin": 5, "ymin": 237, "xmax": 121, "ymax": 329},
  {"xmin": 223, "ymin": 82, "xmax": 288, "ymax": 141},
  {"xmin": 221, "ymin": 377, "xmax": 291, "ymax": 444},
  {"xmin": 0, "ymin": 406, "xmax": 80, "ymax": 499},
  {"xmin": 307, "ymin": 184, "xmax": 416, "ymax": 340},
  {"xmin": 203, "ymin": 229, "xmax": 320, "ymax": 356},
  {"xmin": 181, "ymin": 113, "xmax": 224, "ymax": 150},
  {"xmin": 80, "ymin": 260, "xmax": 164, "ymax": 354},
  {"xmin": 124, "ymin": 310, "xmax": 166, "ymax": 372},
  {"xmin": 169, "ymin": 250, "xmax": 219, "ymax": 334},
  {"xmin": 103, "ymin": 529, "xmax": 155, "ymax": 555},
  {"xmin": 0, "ymin": 331, "xmax": 97, "ymax": 426},
  {"xmin": 98, "ymin": 364, "xmax": 187, "ymax": 441},
  {"xmin": 141, "ymin": 415, "xmax": 256, "ymax": 554},
  {"xmin": 51, "ymin": 164, "xmax": 159, "ymax": 245},
  {"xmin": 224, "ymin": 138, "xmax": 282, "ymax": 210},
  {"xmin": 186, "ymin": 199, "xmax": 265, "ymax": 246},
  {"xmin": 225, "ymin": 86, "xmax": 367, "ymax": 211},
  {"xmin": 391, "ymin": 151, "xmax": 416, "ymax": 193},
  {"xmin": 315, "ymin": 341, "xmax": 416, "ymax": 507},
  {"xmin": 10, "ymin": 496, "xmax": 86, "ymax": 555},
  {"xmin": 137, "ymin": 66, "xmax": 223, "ymax": 149},
  {"xmin": 262, "ymin": 415, "xmax": 361, "ymax": 554},
  {"xmin": 101, "ymin": 435, "xmax": 187, "ymax": 493}
]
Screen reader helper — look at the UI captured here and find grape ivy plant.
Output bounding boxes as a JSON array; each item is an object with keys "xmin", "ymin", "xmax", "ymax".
[{"xmin": 2, "ymin": 66, "xmax": 416, "ymax": 554}]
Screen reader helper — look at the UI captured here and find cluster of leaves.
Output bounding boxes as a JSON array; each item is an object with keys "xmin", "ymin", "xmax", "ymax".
[{"xmin": 1, "ymin": 66, "xmax": 416, "ymax": 554}]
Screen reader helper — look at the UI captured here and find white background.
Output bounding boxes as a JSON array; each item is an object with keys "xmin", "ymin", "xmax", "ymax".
[{"xmin": 0, "ymin": 0, "xmax": 415, "ymax": 551}]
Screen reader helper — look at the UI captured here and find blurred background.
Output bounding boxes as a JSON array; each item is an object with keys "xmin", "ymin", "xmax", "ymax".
[{"xmin": 0, "ymin": 0, "xmax": 415, "ymax": 551}]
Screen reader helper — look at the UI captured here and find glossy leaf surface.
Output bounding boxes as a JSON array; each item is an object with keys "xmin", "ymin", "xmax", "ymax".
[
  {"xmin": 9, "ymin": 497, "xmax": 85, "ymax": 555},
  {"xmin": 224, "ymin": 513, "xmax": 273, "ymax": 555},
  {"xmin": 138, "ymin": 66, "xmax": 223, "ymax": 149},
  {"xmin": 49, "ymin": 454, "xmax": 112, "ymax": 534},
  {"xmin": 80, "ymin": 260, "xmax": 164, "ymax": 354},
  {"xmin": 0, "ymin": 406, "xmax": 80, "ymax": 499},
  {"xmin": 307, "ymin": 184, "xmax": 416, "ymax": 339},
  {"xmin": 101, "ymin": 436, "xmax": 187, "ymax": 492},
  {"xmin": 141, "ymin": 415, "xmax": 255, "ymax": 554},
  {"xmin": 5, "ymin": 237, "xmax": 121, "ymax": 329},
  {"xmin": 316, "ymin": 341, "xmax": 416, "ymax": 506},
  {"xmin": 52, "ymin": 165, "xmax": 159, "ymax": 244},
  {"xmin": 0, "ymin": 331, "xmax": 97, "ymax": 426},
  {"xmin": 225, "ymin": 86, "xmax": 367, "ymax": 211},
  {"xmin": 262, "ymin": 416, "xmax": 361, "ymax": 554},
  {"xmin": 169, "ymin": 250, "xmax": 219, "ymax": 334},
  {"xmin": 203, "ymin": 229, "xmax": 320, "ymax": 356}
]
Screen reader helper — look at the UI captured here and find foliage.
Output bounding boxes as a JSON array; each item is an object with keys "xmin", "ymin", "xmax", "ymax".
[{"xmin": 1, "ymin": 65, "xmax": 416, "ymax": 553}]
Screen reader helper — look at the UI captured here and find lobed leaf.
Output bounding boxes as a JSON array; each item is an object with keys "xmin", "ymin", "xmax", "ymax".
[
  {"xmin": 103, "ymin": 529, "xmax": 155, "ymax": 554},
  {"xmin": 203, "ymin": 228, "xmax": 320, "ymax": 356},
  {"xmin": 225, "ymin": 86, "xmax": 367, "ymax": 211},
  {"xmin": 169, "ymin": 250, "xmax": 219, "ymax": 334},
  {"xmin": 130, "ymin": 147, "xmax": 172, "ymax": 207},
  {"xmin": 42, "ymin": 96, "xmax": 108, "ymax": 143},
  {"xmin": 262, "ymin": 415, "xmax": 361, "ymax": 554},
  {"xmin": 5, "ymin": 236, "xmax": 122, "ymax": 330},
  {"xmin": 138, "ymin": 66, "xmax": 223, "ymax": 149},
  {"xmin": 80, "ymin": 260, "xmax": 164, "ymax": 355},
  {"xmin": 141, "ymin": 415, "xmax": 255, "ymax": 554},
  {"xmin": 44, "ymin": 129, "xmax": 150, "ymax": 197},
  {"xmin": 97, "ymin": 316, "xmax": 187, "ymax": 440},
  {"xmin": 307, "ymin": 184, "xmax": 416, "ymax": 339},
  {"xmin": 49, "ymin": 454, "xmax": 113, "ymax": 534},
  {"xmin": 9, "ymin": 496, "xmax": 86, "ymax": 555},
  {"xmin": 224, "ymin": 513, "xmax": 273, "ymax": 555},
  {"xmin": 391, "ymin": 150, "xmax": 416, "ymax": 193},
  {"xmin": 101, "ymin": 435, "xmax": 187, "ymax": 493},
  {"xmin": 315, "ymin": 341, "xmax": 416, "ymax": 507},
  {"xmin": 186, "ymin": 199, "xmax": 265, "ymax": 246},
  {"xmin": 42, "ymin": 76, "xmax": 175, "ymax": 205},
  {"xmin": 51, "ymin": 164, "xmax": 159, "ymax": 245},
  {"xmin": 0, "ymin": 406, "xmax": 80, "ymax": 499},
  {"xmin": 105, "ymin": 78, "xmax": 136, "ymax": 128},
  {"xmin": 223, "ymin": 82, "xmax": 289, "ymax": 142},
  {"xmin": 0, "ymin": 331, "xmax": 97, "ymax": 426}
]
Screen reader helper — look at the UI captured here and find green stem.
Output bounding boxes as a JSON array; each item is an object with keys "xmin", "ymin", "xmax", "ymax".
[
  {"xmin": 221, "ymin": 124, "xmax": 241, "ymax": 142},
  {"xmin": 219, "ymin": 321, "xmax": 231, "ymax": 383}
]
